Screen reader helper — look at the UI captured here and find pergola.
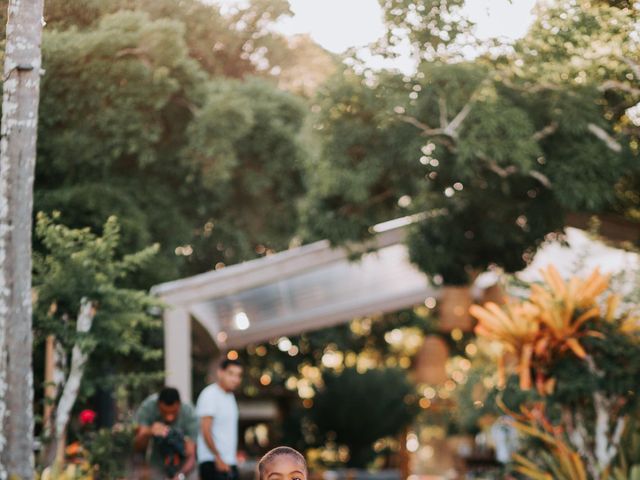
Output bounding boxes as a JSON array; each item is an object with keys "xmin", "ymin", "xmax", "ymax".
[
  {"xmin": 152, "ymin": 219, "xmax": 639, "ymax": 402},
  {"xmin": 151, "ymin": 218, "xmax": 436, "ymax": 401}
]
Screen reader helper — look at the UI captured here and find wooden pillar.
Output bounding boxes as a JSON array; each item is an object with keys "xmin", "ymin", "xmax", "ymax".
[
  {"xmin": 43, "ymin": 335, "xmax": 56, "ymax": 432},
  {"xmin": 415, "ymin": 335, "xmax": 449, "ymax": 385},
  {"xmin": 164, "ymin": 306, "xmax": 192, "ymax": 403},
  {"xmin": 439, "ymin": 286, "xmax": 473, "ymax": 332},
  {"xmin": 399, "ymin": 427, "xmax": 411, "ymax": 480}
]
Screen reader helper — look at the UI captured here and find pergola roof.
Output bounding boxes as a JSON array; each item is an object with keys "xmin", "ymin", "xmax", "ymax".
[{"xmin": 152, "ymin": 218, "xmax": 435, "ymax": 349}]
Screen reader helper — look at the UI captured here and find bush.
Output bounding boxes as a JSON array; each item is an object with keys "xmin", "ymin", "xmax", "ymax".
[
  {"xmin": 86, "ymin": 424, "xmax": 135, "ymax": 479},
  {"xmin": 310, "ymin": 368, "xmax": 419, "ymax": 468}
]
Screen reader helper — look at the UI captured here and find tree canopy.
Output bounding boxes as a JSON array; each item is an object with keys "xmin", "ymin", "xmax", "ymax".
[
  {"xmin": 30, "ymin": 1, "xmax": 312, "ymax": 286},
  {"xmin": 301, "ymin": 0, "xmax": 639, "ymax": 285}
]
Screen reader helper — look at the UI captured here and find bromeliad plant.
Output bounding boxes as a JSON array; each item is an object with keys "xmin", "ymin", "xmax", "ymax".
[
  {"xmin": 508, "ymin": 402, "xmax": 588, "ymax": 480},
  {"xmin": 470, "ymin": 266, "xmax": 640, "ymax": 480},
  {"xmin": 503, "ymin": 404, "xmax": 640, "ymax": 480}
]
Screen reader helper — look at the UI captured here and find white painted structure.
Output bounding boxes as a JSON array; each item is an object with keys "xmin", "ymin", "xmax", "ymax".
[{"xmin": 151, "ymin": 219, "xmax": 436, "ymax": 401}]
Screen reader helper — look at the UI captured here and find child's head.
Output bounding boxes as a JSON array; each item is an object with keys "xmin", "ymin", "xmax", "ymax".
[{"xmin": 258, "ymin": 446, "xmax": 307, "ymax": 480}]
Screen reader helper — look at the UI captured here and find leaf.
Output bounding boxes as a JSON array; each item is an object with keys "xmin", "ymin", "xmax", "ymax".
[{"xmin": 565, "ymin": 338, "xmax": 587, "ymax": 359}]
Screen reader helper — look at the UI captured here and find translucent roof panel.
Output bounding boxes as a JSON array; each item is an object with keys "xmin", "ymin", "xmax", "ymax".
[{"xmin": 194, "ymin": 243, "xmax": 433, "ymax": 348}]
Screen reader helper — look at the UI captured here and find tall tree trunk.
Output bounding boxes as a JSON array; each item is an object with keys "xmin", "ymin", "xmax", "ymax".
[{"xmin": 0, "ymin": 0, "xmax": 45, "ymax": 478}]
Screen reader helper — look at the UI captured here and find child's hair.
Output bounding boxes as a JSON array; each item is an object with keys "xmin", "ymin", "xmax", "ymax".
[{"xmin": 258, "ymin": 446, "xmax": 307, "ymax": 479}]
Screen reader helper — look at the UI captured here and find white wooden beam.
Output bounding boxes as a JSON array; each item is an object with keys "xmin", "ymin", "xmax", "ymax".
[{"xmin": 152, "ymin": 227, "xmax": 407, "ymax": 306}]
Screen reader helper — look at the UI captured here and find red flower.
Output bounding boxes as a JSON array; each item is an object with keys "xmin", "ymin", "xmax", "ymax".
[{"xmin": 79, "ymin": 409, "xmax": 96, "ymax": 426}]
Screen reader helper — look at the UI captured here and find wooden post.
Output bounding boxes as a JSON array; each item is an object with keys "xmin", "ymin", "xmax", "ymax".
[
  {"xmin": 439, "ymin": 286, "xmax": 473, "ymax": 332},
  {"xmin": 399, "ymin": 427, "xmax": 411, "ymax": 480},
  {"xmin": 43, "ymin": 335, "xmax": 56, "ymax": 433},
  {"xmin": 415, "ymin": 335, "xmax": 449, "ymax": 385}
]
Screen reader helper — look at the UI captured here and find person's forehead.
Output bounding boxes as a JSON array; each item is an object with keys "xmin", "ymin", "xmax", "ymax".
[
  {"xmin": 223, "ymin": 365, "xmax": 243, "ymax": 373},
  {"xmin": 265, "ymin": 456, "xmax": 305, "ymax": 473}
]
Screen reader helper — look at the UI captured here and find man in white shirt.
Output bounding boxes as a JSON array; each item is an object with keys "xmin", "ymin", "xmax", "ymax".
[{"xmin": 196, "ymin": 358, "xmax": 243, "ymax": 480}]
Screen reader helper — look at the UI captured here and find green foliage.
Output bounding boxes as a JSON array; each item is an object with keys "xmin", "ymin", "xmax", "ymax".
[
  {"xmin": 300, "ymin": 69, "xmax": 423, "ymax": 244},
  {"xmin": 549, "ymin": 321, "xmax": 640, "ymax": 412},
  {"xmin": 35, "ymin": 9, "xmax": 201, "ymax": 282},
  {"xmin": 610, "ymin": 418, "xmax": 640, "ymax": 480},
  {"xmin": 303, "ymin": 0, "xmax": 638, "ymax": 284},
  {"xmin": 32, "ymin": 213, "xmax": 162, "ymax": 398},
  {"xmin": 457, "ymin": 98, "xmax": 541, "ymax": 173},
  {"xmin": 16, "ymin": 0, "xmax": 315, "ymax": 430},
  {"xmin": 502, "ymin": 0, "xmax": 640, "ymax": 218},
  {"xmin": 311, "ymin": 368, "xmax": 419, "ymax": 468},
  {"xmin": 39, "ymin": 11, "xmax": 202, "ymax": 175},
  {"xmin": 85, "ymin": 425, "xmax": 135, "ymax": 479},
  {"xmin": 407, "ymin": 179, "xmax": 560, "ymax": 284},
  {"xmin": 39, "ymin": 0, "xmax": 294, "ymax": 79},
  {"xmin": 34, "ymin": 182, "xmax": 192, "ymax": 285},
  {"xmin": 303, "ymin": 63, "xmax": 571, "ymax": 284},
  {"xmin": 180, "ymin": 77, "xmax": 308, "ymax": 275},
  {"xmin": 34, "ymin": 3, "xmax": 310, "ymax": 283}
]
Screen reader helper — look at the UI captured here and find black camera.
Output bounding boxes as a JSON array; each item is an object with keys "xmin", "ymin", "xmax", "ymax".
[{"xmin": 155, "ymin": 427, "xmax": 186, "ymax": 477}]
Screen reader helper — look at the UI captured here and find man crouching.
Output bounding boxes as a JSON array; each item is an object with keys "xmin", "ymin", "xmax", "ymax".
[{"xmin": 134, "ymin": 387, "xmax": 198, "ymax": 480}]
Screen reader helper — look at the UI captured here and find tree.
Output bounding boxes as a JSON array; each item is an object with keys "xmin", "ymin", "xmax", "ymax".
[
  {"xmin": 276, "ymin": 35, "xmax": 339, "ymax": 97},
  {"xmin": 180, "ymin": 77, "xmax": 308, "ymax": 275},
  {"xmin": 36, "ymin": 0, "xmax": 295, "ymax": 79},
  {"xmin": 34, "ymin": 9, "xmax": 204, "ymax": 283},
  {"xmin": 499, "ymin": 0, "xmax": 640, "ymax": 221},
  {"xmin": 0, "ymin": 0, "xmax": 45, "ymax": 478},
  {"xmin": 33, "ymin": 8, "xmax": 310, "ymax": 284},
  {"xmin": 378, "ymin": 0, "xmax": 640, "ymax": 217},
  {"xmin": 1, "ymin": 0, "xmax": 315, "ymax": 284},
  {"xmin": 301, "ymin": 0, "xmax": 637, "ymax": 287},
  {"xmin": 32, "ymin": 213, "xmax": 159, "ymax": 468}
]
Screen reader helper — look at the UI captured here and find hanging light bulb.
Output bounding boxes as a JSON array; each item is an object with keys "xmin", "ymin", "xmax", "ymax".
[{"xmin": 234, "ymin": 311, "xmax": 250, "ymax": 330}]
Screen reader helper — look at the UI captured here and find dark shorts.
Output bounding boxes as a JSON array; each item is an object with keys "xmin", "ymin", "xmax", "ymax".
[{"xmin": 199, "ymin": 462, "xmax": 239, "ymax": 480}]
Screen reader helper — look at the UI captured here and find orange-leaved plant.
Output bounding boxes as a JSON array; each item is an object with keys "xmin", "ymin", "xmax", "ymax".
[{"xmin": 470, "ymin": 265, "xmax": 613, "ymax": 393}]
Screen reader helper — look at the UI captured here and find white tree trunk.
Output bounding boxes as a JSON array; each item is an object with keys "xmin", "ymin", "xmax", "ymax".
[
  {"xmin": 583, "ymin": 355, "xmax": 627, "ymax": 479},
  {"xmin": 44, "ymin": 299, "xmax": 95, "ymax": 469},
  {"xmin": 0, "ymin": 0, "xmax": 45, "ymax": 478},
  {"xmin": 593, "ymin": 391, "xmax": 627, "ymax": 476}
]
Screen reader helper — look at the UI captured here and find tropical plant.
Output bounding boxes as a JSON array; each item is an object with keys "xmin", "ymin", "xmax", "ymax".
[
  {"xmin": 470, "ymin": 266, "xmax": 617, "ymax": 392},
  {"xmin": 509, "ymin": 409, "xmax": 640, "ymax": 480},
  {"xmin": 470, "ymin": 266, "xmax": 640, "ymax": 479},
  {"xmin": 508, "ymin": 403, "xmax": 588, "ymax": 480},
  {"xmin": 608, "ymin": 417, "xmax": 640, "ymax": 480}
]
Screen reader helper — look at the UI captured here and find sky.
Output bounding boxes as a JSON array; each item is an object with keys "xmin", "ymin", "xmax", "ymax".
[
  {"xmin": 275, "ymin": 0, "xmax": 538, "ymax": 53},
  {"xmin": 215, "ymin": 0, "xmax": 539, "ymax": 71}
]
